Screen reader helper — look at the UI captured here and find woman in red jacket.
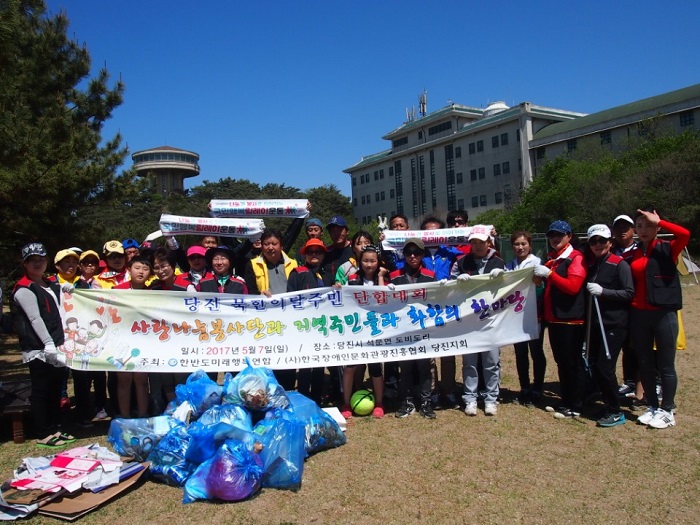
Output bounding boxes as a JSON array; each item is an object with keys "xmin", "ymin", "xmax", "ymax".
[
  {"xmin": 627, "ymin": 209, "xmax": 690, "ymax": 429},
  {"xmin": 533, "ymin": 220, "xmax": 587, "ymax": 419}
]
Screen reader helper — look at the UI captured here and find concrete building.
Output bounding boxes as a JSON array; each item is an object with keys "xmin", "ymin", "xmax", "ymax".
[
  {"xmin": 132, "ymin": 146, "xmax": 200, "ymax": 195},
  {"xmin": 345, "ymin": 83, "xmax": 700, "ymax": 225}
]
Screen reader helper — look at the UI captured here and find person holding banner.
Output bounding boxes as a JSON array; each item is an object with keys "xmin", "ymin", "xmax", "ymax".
[
  {"xmin": 389, "ymin": 238, "xmax": 437, "ymax": 419},
  {"xmin": 287, "ymin": 238, "xmax": 328, "ymax": 404},
  {"xmin": 506, "ymin": 231, "xmax": 546, "ymax": 406},
  {"xmin": 627, "ymin": 209, "xmax": 690, "ymax": 429},
  {"xmin": 455, "ymin": 226, "xmax": 506, "ymax": 416},
  {"xmin": 334, "ymin": 230, "xmax": 374, "ymax": 285},
  {"xmin": 584, "ymin": 224, "xmax": 634, "ymax": 427},
  {"xmin": 342, "ymin": 245, "xmax": 387, "ymax": 419},
  {"xmin": 533, "ymin": 220, "xmax": 587, "ymax": 420},
  {"xmin": 379, "ymin": 213, "xmax": 410, "ymax": 272}
]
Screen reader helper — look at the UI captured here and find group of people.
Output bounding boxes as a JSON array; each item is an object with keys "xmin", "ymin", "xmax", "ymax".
[{"xmin": 5, "ymin": 206, "xmax": 690, "ymax": 446}]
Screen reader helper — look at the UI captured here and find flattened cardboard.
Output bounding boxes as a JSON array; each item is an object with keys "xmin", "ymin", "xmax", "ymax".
[{"xmin": 38, "ymin": 463, "xmax": 148, "ymax": 521}]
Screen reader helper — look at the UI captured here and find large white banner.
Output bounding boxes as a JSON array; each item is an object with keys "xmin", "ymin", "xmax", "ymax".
[
  {"xmin": 208, "ymin": 199, "xmax": 310, "ymax": 219},
  {"xmin": 158, "ymin": 214, "xmax": 266, "ymax": 239},
  {"xmin": 381, "ymin": 225, "xmax": 493, "ymax": 251},
  {"xmin": 58, "ymin": 269, "xmax": 537, "ymax": 373}
]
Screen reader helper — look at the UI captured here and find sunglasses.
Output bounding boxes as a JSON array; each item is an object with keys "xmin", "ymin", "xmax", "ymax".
[
  {"xmin": 588, "ymin": 237, "xmax": 610, "ymax": 246},
  {"xmin": 306, "ymin": 249, "xmax": 325, "ymax": 255},
  {"xmin": 403, "ymin": 249, "xmax": 424, "ymax": 257}
]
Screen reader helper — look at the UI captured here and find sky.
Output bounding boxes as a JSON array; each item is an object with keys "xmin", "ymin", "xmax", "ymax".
[{"xmin": 46, "ymin": 0, "xmax": 700, "ymax": 198}]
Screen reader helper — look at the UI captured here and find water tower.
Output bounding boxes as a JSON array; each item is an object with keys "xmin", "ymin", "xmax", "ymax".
[{"xmin": 132, "ymin": 146, "xmax": 200, "ymax": 195}]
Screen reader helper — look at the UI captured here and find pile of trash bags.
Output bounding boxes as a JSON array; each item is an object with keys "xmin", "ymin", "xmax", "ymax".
[{"xmin": 107, "ymin": 361, "xmax": 346, "ymax": 504}]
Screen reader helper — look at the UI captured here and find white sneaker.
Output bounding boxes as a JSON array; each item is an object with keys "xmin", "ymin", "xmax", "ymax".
[
  {"xmin": 637, "ymin": 407, "xmax": 656, "ymax": 425},
  {"xmin": 464, "ymin": 402, "xmax": 477, "ymax": 416},
  {"xmin": 95, "ymin": 408, "xmax": 109, "ymax": 420},
  {"xmin": 484, "ymin": 403, "xmax": 497, "ymax": 416},
  {"xmin": 647, "ymin": 409, "xmax": 675, "ymax": 429}
]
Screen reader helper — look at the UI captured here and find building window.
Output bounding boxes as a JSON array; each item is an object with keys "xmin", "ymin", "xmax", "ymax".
[
  {"xmin": 392, "ymin": 137, "xmax": 408, "ymax": 148},
  {"xmin": 516, "ymin": 129, "xmax": 520, "ymax": 142},
  {"xmin": 455, "ymin": 146, "xmax": 462, "ymax": 158},
  {"xmin": 381, "ymin": 191, "xmax": 386, "ymax": 201},
  {"xmin": 502, "ymin": 161, "xmax": 510, "ymax": 174},
  {"xmin": 477, "ymin": 140, "xmax": 484, "ymax": 152},
  {"xmin": 536, "ymin": 147, "xmax": 545, "ymax": 159},
  {"xmin": 567, "ymin": 139, "xmax": 577, "ymax": 152},
  {"xmin": 374, "ymin": 171, "xmax": 378, "ymax": 181},
  {"xmin": 389, "ymin": 166, "xmax": 394, "ymax": 177},
  {"xmin": 680, "ymin": 110, "xmax": 695, "ymax": 127},
  {"xmin": 469, "ymin": 142, "xmax": 476, "ymax": 155},
  {"xmin": 361, "ymin": 196, "xmax": 366, "ymax": 205},
  {"xmin": 457, "ymin": 198, "xmax": 464, "ymax": 209},
  {"xmin": 470, "ymin": 169, "xmax": 477, "ymax": 181},
  {"xmin": 480, "ymin": 194, "xmax": 487, "ymax": 206},
  {"xmin": 352, "ymin": 177, "xmax": 356, "ymax": 187},
  {"xmin": 418, "ymin": 131, "xmax": 423, "ymax": 140},
  {"xmin": 495, "ymin": 192, "xmax": 503, "ymax": 204},
  {"xmin": 501, "ymin": 132, "xmax": 508, "ymax": 146},
  {"xmin": 472, "ymin": 196, "xmax": 479, "ymax": 208},
  {"xmin": 353, "ymin": 198, "xmax": 357, "ymax": 206},
  {"xmin": 493, "ymin": 164, "xmax": 501, "ymax": 176},
  {"xmin": 380, "ymin": 169, "xmax": 384, "ymax": 179},
  {"xmin": 367, "ymin": 194, "xmax": 371, "ymax": 203},
  {"xmin": 428, "ymin": 121, "xmax": 452, "ymax": 136},
  {"xmin": 492, "ymin": 136, "xmax": 499, "ymax": 148},
  {"xmin": 375, "ymin": 192, "xmax": 380, "ymax": 202},
  {"xmin": 600, "ymin": 130, "xmax": 611, "ymax": 144},
  {"xmin": 478, "ymin": 167, "xmax": 485, "ymax": 179},
  {"xmin": 456, "ymin": 172, "xmax": 463, "ymax": 184},
  {"xmin": 390, "ymin": 189, "xmax": 395, "ymax": 198}
]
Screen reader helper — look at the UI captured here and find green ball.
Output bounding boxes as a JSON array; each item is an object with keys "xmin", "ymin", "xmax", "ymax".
[{"xmin": 350, "ymin": 389, "xmax": 375, "ymax": 416}]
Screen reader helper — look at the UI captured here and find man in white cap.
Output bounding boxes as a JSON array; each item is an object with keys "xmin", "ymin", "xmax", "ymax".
[{"xmin": 612, "ymin": 215, "xmax": 637, "ymax": 256}]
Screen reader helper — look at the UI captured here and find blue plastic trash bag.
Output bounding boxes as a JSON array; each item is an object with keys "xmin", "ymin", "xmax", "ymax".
[
  {"xmin": 148, "ymin": 423, "xmax": 196, "ymax": 486},
  {"xmin": 175, "ymin": 370, "xmax": 223, "ymax": 418},
  {"xmin": 183, "ymin": 439, "xmax": 264, "ymax": 504},
  {"xmin": 283, "ymin": 392, "xmax": 346, "ymax": 455},
  {"xmin": 253, "ymin": 410, "xmax": 306, "ymax": 489},
  {"xmin": 185, "ymin": 420, "xmax": 259, "ymax": 465},
  {"xmin": 197, "ymin": 403, "xmax": 253, "ymax": 432},
  {"xmin": 222, "ymin": 359, "xmax": 289, "ymax": 411},
  {"xmin": 107, "ymin": 416, "xmax": 183, "ymax": 461}
]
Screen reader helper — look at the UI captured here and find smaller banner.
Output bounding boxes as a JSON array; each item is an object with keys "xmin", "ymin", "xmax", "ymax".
[
  {"xmin": 381, "ymin": 225, "xmax": 493, "ymax": 251},
  {"xmin": 159, "ymin": 214, "xmax": 265, "ymax": 239},
  {"xmin": 208, "ymin": 199, "xmax": 310, "ymax": 219}
]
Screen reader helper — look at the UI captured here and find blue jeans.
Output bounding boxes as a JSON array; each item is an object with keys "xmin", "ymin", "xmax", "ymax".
[{"xmin": 462, "ymin": 348, "xmax": 500, "ymax": 404}]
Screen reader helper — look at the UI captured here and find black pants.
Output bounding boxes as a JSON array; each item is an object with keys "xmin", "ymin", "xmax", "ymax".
[
  {"xmin": 630, "ymin": 309, "xmax": 678, "ymax": 412},
  {"xmin": 297, "ymin": 367, "xmax": 325, "ymax": 404},
  {"xmin": 514, "ymin": 324, "xmax": 546, "ymax": 393},
  {"xmin": 589, "ymin": 325, "xmax": 626, "ymax": 412},
  {"xmin": 29, "ymin": 359, "xmax": 64, "ymax": 437},
  {"xmin": 399, "ymin": 358, "xmax": 431, "ymax": 405},
  {"xmin": 73, "ymin": 370, "xmax": 107, "ymax": 421},
  {"xmin": 548, "ymin": 323, "xmax": 586, "ymax": 411}
]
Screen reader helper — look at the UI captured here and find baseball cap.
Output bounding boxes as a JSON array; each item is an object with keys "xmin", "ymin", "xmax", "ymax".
[
  {"xmin": 613, "ymin": 214, "xmax": 634, "ymax": 226},
  {"xmin": 327, "ymin": 216, "xmax": 348, "ymax": 229},
  {"xmin": 21, "ymin": 242, "xmax": 47, "ymax": 261},
  {"xmin": 301, "ymin": 238, "xmax": 327, "ymax": 254},
  {"xmin": 54, "ymin": 249, "xmax": 79, "ymax": 264},
  {"xmin": 306, "ymin": 218, "xmax": 323, "ymax": 229},
  {"xmin": 122, "ymin": 238, "xmax": 140, "ymax": 250},
  {"xmin": 468, "ymin": 225, "xmax": 490, "ymax": 242},
  {"xmin": 403, "ymin": 237, "xmax": 425, "ymax": 251},
  {"xmin": 79, "ymin": 250, "xmax": 100, "ymax": 262},
  {"xmin": 205, "ymin": 245, "xmax": 233, "ymax": 266},
  {"xmin": 547, "ymin": 220, "xmax": 572, "ymax": 235},
  {"xmin": 103, "ymin": 240, "xmax": 125, "ymax": 255},
  {"xmin": 187, "ymin": 245, "xmax": 207, "ymax": 258},
  {"xmin": 587, "ymin": 224, "xmax": 612, "ymax": 239}
]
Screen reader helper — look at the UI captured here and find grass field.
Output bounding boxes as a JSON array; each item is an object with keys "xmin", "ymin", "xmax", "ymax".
[{"xmin": 1, "ymin": 279, "xmax": 699, "ymax": 524}]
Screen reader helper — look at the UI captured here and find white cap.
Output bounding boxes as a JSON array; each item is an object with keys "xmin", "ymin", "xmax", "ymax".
[
  {"xmin": 468, "ymin": 224, "xmax": 490, "ymax": 242},
  {"xmin": 613, "ymin": 214, "xmax": 634, "ymax": 226},
  {"xmin": 587, "ymin": 224, "xmax": 612, "ymax": 239}
]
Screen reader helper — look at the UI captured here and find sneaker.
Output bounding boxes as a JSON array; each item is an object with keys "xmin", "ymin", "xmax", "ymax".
[
  {"xmin": 553, "ymin": 408, "xmax": 580, "ymax": 419},
  {"xmin": 647, "ymin": 409, "xmax": 675, "ymax": 429},
  {"xmin": 340, "ymin": 405, "xmax": 352, "ymax": 419},
  {"xmin": 618, "ymin": 383, "xmax": 634, "ymax": 397},
  {"xmin": 372, "ymin": 406, "xmax": 385, "ymax": 419},
  {"xmin": 442, "ymin": 393, "xmax": 461, "ymax": 410},
  {"xmin": 419, "ymin": 403, "xmax": 436, "ymax": 419},
  {"xmin": 76, "ymin": 419, "xmax": 94, "ymax": 429},
  {"xmin": 395, "ymin": 401, "xmax": 416, "ymax": 418},
  {"xmin": 484, "ymin": 403, "xmax": 497, "ymax": 416},
  {"xmin": 629, "ymin": 397, "xmax": 648, "ymax": 411},
  {"xmin": 464, "ymin": 402, "xmax": 477, "ymax": 416},
  {"xmin": 637, "ymin": 407, "xmax": 656, "ymax": 425},
  {"xmin": 597, "ymin": 412, "xmax": 626, "ymax": 427},
  {"xmin": 60, "ymin": 397, "xmax": 71, "ymax": 410},
  {"xmin": 95, "ymin": 408, "xmax": 109, "ymax": 420}
]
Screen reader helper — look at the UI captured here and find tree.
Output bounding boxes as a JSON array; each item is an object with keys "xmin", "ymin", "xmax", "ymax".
[{"xmin": 0, "ymin": 0, "xmax": 129, "ymax": 272}]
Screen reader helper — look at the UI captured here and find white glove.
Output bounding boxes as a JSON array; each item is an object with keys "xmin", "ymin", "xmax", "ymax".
[
  {"xmin": 60, "ymin": 283, "xmax": 74, "ymax": 294},
  {"xmin": 587, "ymin": 282, "xmax": 603, "ymax": 296},
  {"xmin": 533, "ymin": 265, "xmax": 551, "ymax": 278},
  {"xmin": 438, "ymin": 279, "xmax": 448, "ymax": 286},
  {"xmin": 457, "ymin": 273, "xmax": 470, "ymax": 282},
  {"xmin": 387, "ymin": 283, "xmax": 396, "ymax": 291},
  {"xmin": 44, "ymin": 343, "xmax": 57, "ymax": 354},
  {"xmin": 489, "ymin": 268, "xmax": 504, "ymax": 279},
  {"xmin": 144, "ymin": 230, "xmax": 163, "ymax": 242},
  {"xmin": 166, "ymin": 236, "xmax": 180, "ymax": 250}
]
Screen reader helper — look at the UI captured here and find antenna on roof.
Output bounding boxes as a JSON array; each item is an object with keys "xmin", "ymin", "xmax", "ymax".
[{"xmin": 419, "ymin": 89, "xmax": 428, "ymax": 117}]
